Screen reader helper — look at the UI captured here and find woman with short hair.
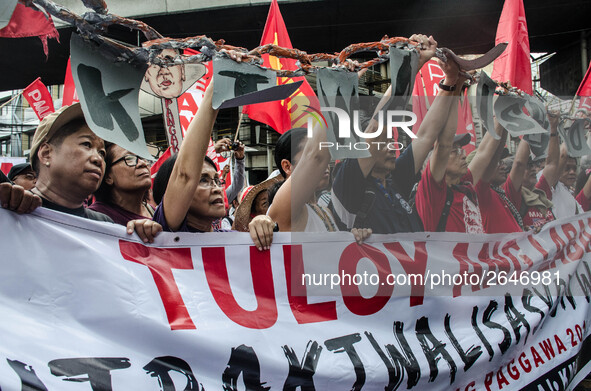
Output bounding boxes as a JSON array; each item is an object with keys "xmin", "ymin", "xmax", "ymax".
[{"xmin": 152, "ymin": 82, "xmax": 275, "ymax": 250}]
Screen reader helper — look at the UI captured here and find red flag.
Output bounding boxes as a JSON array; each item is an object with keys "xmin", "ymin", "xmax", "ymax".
[
  {"xmin": 576, "ymin": 62, "xmax": 591, "ymax": 97},
  {"xmin": 242, "ymin": 0, "xmax": 322, "ymax": 134},
  {"xmin": 412, "ymin": 60, "xmax": 476, "ymax": 152},
  {"xmin": 0, "ymin": 163, "xmax": 13, "ymax": 176},
  {"xmin": 0, "ymin": 3, "xmax": 59, "ymax": 56},
  {"xmin": 412, "ymin": 59, "xmax": 445, "ymax": 131},
  {"xmin": 62, "ymin": 58, "xmax": 79, "ymax": 106},
  {"xmin": 491, "ymin": 0, "xmax": 532, "ymax": 95},
  {"xmin": 23, "ymin": 77, "xmax": 55, "ymax": 120}
]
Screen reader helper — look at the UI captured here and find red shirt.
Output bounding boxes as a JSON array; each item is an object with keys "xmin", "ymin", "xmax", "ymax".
[
  {"xmin": 416, "ymin": 161, "xmax": 484, "ymax": 233},
  {"xmin": 576, "ymin": 190, "xmax": 591, "ymax": 211},
  {"xmin": 506, "ymin": 175, "xmax": 554, "ymax": 230},
  {"xmin": 475, "ymin": 180, "xmax": 522, "ymax": 233}
]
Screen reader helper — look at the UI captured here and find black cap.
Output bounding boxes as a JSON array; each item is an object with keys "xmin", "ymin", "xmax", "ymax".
[
  {"xmin": 8, "ymin": 163, "xmax": 34, "ymax": 181},
  {"xmin": 453, "ymin": 133, "xmax": 472, "ymax": 147}
]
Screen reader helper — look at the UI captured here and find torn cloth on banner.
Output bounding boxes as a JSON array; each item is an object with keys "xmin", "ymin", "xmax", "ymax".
[{"xmin": 1, "ymin": 207, "xmax": 591, "ymax": 390}]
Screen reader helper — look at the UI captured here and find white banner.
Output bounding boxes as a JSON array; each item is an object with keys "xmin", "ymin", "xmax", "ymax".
[{"xmin": 1, "ymin": 207, "xmax": 590, "ymax": 391}]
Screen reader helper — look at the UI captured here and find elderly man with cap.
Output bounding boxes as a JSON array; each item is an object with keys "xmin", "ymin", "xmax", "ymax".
[
  {"xmin": 464, "ymin": 122, "xmax": 522, "ymax": 233},
  {"xmin": 8, "ymin": 163, "xmax": 37, "ymax": 190},
  {"xmin": 503, "ymin": 113, "xmax": 561, "ymax": 232},
  {"xmin": 1, "ymin": 103, "xmax": 161, "ymax": 242}
]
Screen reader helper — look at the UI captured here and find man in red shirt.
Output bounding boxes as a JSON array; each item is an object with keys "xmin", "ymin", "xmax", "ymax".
[
  {"xmin": 466, "ymin": 123, "xmax": 523, "ymax": 233},
  {"xmin": 415, "ymin": 60, "xmax": 500, "ymax": 233}
]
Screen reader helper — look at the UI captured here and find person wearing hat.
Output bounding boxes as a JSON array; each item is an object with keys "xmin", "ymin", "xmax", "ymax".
[
  {"xmin": 25, "ymin": 103, "xmax": 162, "ymax": 243},
  {"xmin": 7, "ymin": 163, "xmax": 37, "ymax": 190},
  {"xmin": 464, "ymin": 123, "xmax": 522, "ymax": 233},
  {"xmin": 233, "ymin": 176, "xmax": 280, "ymax": 232},
  {"xmin": 503, "ymin": 113, "xmax": 561, "ymax": 232}
]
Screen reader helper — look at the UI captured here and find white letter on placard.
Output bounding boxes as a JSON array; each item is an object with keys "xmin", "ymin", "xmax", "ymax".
[{"xmin": 387, "ymin": 111, "xmax": 417, "ymax": 139}]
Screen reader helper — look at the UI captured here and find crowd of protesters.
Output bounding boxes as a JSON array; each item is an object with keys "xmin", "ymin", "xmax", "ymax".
[{"xmin": 1, "ymin": 34, "xmax": 591, "ymax": 245}]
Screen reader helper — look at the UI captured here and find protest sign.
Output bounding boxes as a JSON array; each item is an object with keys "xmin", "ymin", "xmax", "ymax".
[
  {"xmin": 70, "ymin": 33, "xmax": 150, "ymax": 159},
  {"xmin": 212, "ymin": 57, "xmax": 302, "ymax": 110},
  {"xmin": 476, "ymin": 72, "xmax": 500, "ymax": 140},
  {"xmin": 388, "ymin": 46, "xmax": 418, "ymax": 110},
  {"xmin": 1, "ymin": 208, "xmax": 591, "ymax": 390},
  {"xmin": 140, "ymin": 49, "xmax": 206, "ymax": 153},
  {"xmin": 316, "ymin": 67, "xmax": 366, "ymax": 160},
  {"xmin": 494, "ymin": 95, "xmax": 547, "ymax": 137},
  {"xmin": 559, "ymin": 119, "xmax": 591, "ymax": 158}
]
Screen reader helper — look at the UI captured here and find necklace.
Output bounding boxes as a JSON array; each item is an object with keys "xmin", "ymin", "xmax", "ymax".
[{"xmin": 31, "ymin": 187, "xmax": 53, "ymax": 203}]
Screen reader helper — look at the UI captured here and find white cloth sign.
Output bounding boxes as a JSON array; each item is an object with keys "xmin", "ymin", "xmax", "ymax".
[{"xmin": 1, "ymin": 207, "xmax": 591, "ymax": 391}]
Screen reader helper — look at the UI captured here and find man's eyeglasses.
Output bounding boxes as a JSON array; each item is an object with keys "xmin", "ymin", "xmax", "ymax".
[
  {"xmin": 199, "ymin": 176, "xmax": 223, "ymax": 189},
  {"xmin": 112, "ymin": 154, "xmax": 146, "ymax": 167}
]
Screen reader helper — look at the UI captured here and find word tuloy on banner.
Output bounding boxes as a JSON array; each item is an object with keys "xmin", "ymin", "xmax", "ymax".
[{"xmin": 1, "ymin": 208, "xmax": 591, "ymax": 391}]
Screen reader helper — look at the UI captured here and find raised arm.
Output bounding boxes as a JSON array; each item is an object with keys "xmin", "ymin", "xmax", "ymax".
[
  {"xmin": 541, "ymin": 111, "xmax": 560, "ymax": 187},
  {"xmin": 428, "ymin": 60, "xmax": 463, "ymax": 183},
  {"xmin": 469, "ymin": 120, "xmax": 507, "ymax": 184},
  {"xmin": 509, "ymin": 138, "xmax": 530, "ymax": 192},
  {"xmin": 357, "ymin": 85, "xmax": 392, "ymax": 177},
  {"xmin": 557, "ymin": 143, "xmax": 569, "ymax": 185},
  {"xmin": 162, "ymin": 82, "xmax": 218, "ymax": 230},
  {"xmin": 358, "ymin": 34, "xmax": 437, "ymax": 177},
  {"xmin": 268, "ymin": 122, "xmax": 330, "ymax": 231}
]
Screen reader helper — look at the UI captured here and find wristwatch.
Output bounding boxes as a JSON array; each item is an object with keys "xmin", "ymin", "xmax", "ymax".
[{"xmin": 439, "ymin": 79, "xmax": 456, "ymax": 92}]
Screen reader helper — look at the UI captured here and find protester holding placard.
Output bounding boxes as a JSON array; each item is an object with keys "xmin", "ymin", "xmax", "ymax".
[
  {"xmin": 7, "ymin": 163, "xmax": 37, "ymax": 191},
  {"xmin": 331, "ymin": 34, "xmax": 440, "ymax": 234},
  {"xmin": 152, "ymin": 82, "xmax": 276, "ymax": 251},
  {"xmin": 213, "ymin": 138, "xmax": 246, "ymax": 205},
  {"xmin": 466, "ymin": 122, "xmax": 523, "ymax": 233},
  {"xmin": 415, "ymin": 59, "xmax": 489, "ymax": 233}
]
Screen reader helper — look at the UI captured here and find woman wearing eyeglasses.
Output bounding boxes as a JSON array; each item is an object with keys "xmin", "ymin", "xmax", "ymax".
[
  {"xmin": 89, "ymin": 144, "xmax": 154, "ymax": 225},
  {"xmin": 151, "ymin": 81, "xmax": 275, "ymax": 251}
]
